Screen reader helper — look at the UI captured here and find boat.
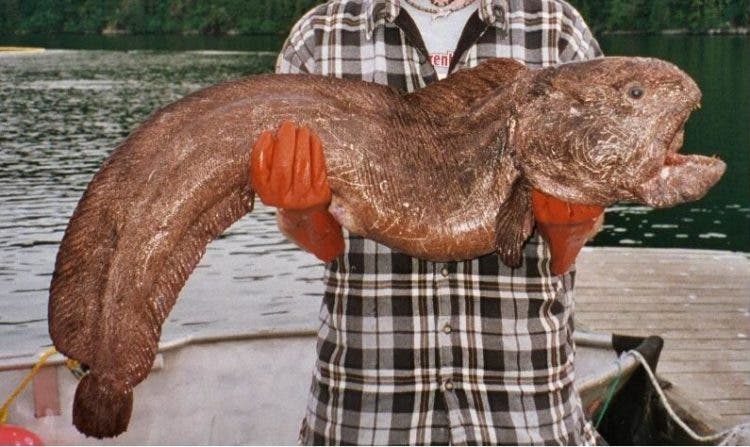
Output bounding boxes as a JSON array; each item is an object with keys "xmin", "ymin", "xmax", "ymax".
[
  {"xmin": 0, "ymin": 47, "xmax": 45, "ymax": 55},
  {"xmin": 4, "ymin": 327, "xmax": 735, "ymax": 445}
]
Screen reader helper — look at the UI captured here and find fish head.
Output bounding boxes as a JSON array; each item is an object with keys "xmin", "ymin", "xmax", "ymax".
[{"xmin": 516, "ymin": 56, "xmax": 725, "ymax": 208}]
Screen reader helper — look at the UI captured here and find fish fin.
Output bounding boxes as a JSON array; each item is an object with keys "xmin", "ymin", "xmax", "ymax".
[
  {"xmin": 494, "ymin": 181, "xmax": 534, "ymax": 268},
  {"xmin": 73, "ymin": 373, "xmax": 133, "ymax": 438}
]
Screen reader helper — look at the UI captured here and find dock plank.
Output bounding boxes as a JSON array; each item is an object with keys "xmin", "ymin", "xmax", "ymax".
[
  {"xmin": 664, "ymin": 373, "xmax": 750, "ymax": 399},
  {"xmin": 661, "ymin": 349, "xmax": 749, "ymax": 361},
  {"xmin": 576, "ymin": 311, "xmax": 747, "ymax": 319},
  {"xmin": 579, "ymin": 328, "xmax": 749, "ymax": 339},
  {"xmin": 705, "ymin": 400, "xmax": 750, "ymax": 416},
  {"xmin": 657, "ymin": 360, "xmax": 750, "ymax": 374},
  {"xmin": 647, "ymin": 339, "xmax": 750, "ymax": 350},
  {"xmin": 576, "ymin": 247, "xmax": 750, "ymax": 430},
  {"xmin": 721, "ymin": 415, "xmax": 750, "ymax": 428},
  {"xmin": 579, "ymin": 318, "xmax": 747, "ymax": 332},
  {"xmin": 576, "ymin": 292, "xmax": 749, "ymax": 303},
  {"xmin": 576, "ymin": 303, "xmax": 747, "ymax": 312}
]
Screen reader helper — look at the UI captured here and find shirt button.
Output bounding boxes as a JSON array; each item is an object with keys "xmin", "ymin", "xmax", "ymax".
[
  {"xmin": 444, "ymin": 379, "xmax": 454, "ymax": 391},
  {"xmin": 442, "ymin": 324, "xmax": 452, "ymax": 334},
  {"xmin": 441, "ymin": 267, "xmax": 449, "ymax": 277}
]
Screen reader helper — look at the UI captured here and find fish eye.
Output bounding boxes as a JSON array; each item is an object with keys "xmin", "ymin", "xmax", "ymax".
[{"xmin": 628, "ymin": 85, "xmax": 645, "ymax": 99}]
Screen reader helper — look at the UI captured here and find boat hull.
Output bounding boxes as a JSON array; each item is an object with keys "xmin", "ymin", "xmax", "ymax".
[{"xmin": 0, "ymin": 331, "xmax": 641, "ymax": 445}]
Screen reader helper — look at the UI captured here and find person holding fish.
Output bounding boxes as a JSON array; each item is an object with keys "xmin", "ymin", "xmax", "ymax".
[{"xmin": 251, "ymin": 0, "xmax": 605, "ymax": 444}]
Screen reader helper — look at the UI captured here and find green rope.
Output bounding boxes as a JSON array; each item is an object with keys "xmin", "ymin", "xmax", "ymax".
[{"xmin": 595, "ymin": 361, "xmax": 623, "ymax": 429}]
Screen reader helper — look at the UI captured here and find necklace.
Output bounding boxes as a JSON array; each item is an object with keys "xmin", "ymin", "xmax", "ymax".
[{"xmin": 401, "ymin": 0, "xmax": 477, "ymax": 20}]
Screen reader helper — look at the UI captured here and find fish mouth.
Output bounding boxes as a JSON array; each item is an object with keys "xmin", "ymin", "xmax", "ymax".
[
  {"xmin": 635, "ymin": 102, "xmax": 726, "ymax": 208},
  {"xmin": 663, "ymin": 100, "xmax": 697, "ymax": 156},
  {"xmin": 660, "ymin": 106, "xmax": 692, "ymax": 166}
]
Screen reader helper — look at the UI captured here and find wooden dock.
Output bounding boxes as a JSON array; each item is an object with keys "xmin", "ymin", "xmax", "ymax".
[{"xmin": 575, "ymin": 247, "xmax": 750, "ymax": 430}]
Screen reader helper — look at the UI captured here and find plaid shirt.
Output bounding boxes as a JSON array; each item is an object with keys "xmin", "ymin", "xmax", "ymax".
[{"xmin": 276, "ymin": 0, "xmax": 603, "ymax": 444}]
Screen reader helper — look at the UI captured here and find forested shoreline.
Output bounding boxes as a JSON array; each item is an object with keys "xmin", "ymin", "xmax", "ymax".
[{"xmin": 1, "ymin": 0, "xmax": 748, "ymax": 36}]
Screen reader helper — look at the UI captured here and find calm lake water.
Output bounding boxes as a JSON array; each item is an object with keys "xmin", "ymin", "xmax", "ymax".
[
  {"xmin": 0, "ymin": 34, "xmax": 748, "ymax": 358},
  {"xmin": 0, "ymin": 44, "xmax": 323, "ymax": 359},
  {"xmin": 596, "ymin": 34, "xmax": 750, "ymax": 251}
]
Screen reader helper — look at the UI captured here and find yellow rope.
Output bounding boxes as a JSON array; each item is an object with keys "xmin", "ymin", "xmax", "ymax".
[
  {"xmin": 0, "ymin": 347, "xmax": 58, "ymax": 425},
  {"xmin": 64, "ymin": 358, "xmax": 80, "ymax": 370}
]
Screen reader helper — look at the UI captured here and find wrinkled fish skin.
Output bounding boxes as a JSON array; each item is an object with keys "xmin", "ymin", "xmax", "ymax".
[{"xmin": 48, "ymin": 57, "xmax": 725, "ymax": 438}]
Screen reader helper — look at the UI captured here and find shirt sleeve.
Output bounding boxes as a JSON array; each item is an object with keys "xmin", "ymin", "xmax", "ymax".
[
  {"xmin": 275, "ymin": 7, "xmax": 320, "ymax": 75},
  {"xmin": 556, "ymin": 1, "xmax": 603, "ymax": 63}
]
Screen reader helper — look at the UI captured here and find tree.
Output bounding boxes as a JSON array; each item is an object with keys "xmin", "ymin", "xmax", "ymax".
[
  {"xmin": 0, "ymin": 0, "xmax": 22, "ymax": 31},
  {"xmin": 1, "ymin": 0, "xmax": 746, "ymax": 36},
  {"xmin": 648, "ymin": 0, "xmax": 672, "ymax": 31}
]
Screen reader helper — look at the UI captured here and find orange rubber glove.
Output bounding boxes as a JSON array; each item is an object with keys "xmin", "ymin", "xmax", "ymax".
[
  {"xmin": 250, "ymin": 121, "xmax": 344, "ymax": 262},
  {"xmin": 531, "ymin": 189, "xmax": 604, "ymax": 275}
]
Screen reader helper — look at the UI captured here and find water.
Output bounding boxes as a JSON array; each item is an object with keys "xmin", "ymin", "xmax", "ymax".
[
  {"xmin": 0, "ymin": 49, "xmax": 321, "ymax": 360},
  {"xmin": 0, "ymin": 35, "xmax": 748, "ymax": 359},
  {"xmin": 0, "ymin": 33, "xmax": 285, "ymax": 52},
  {"xmin": 595, "ymin": 35, "xmax": 750, "ymax": 250}
]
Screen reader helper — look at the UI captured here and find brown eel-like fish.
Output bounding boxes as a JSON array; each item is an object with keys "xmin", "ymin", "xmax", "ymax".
[{"xmin": 48, "ymin": 57, "xmax": 725, "ymax": 437}]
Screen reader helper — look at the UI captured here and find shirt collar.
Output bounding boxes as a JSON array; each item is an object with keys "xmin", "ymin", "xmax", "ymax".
[
  {"xmin": 365, "ymin": 0, "xmax": 507, "ymax": 37},
  {"xmin": 477, "ymin": 0, "xmax": 508, "ymax": 28},
  {"xmin": 365, "ymin": 0, "xmax": 399, "ymax": 37}
]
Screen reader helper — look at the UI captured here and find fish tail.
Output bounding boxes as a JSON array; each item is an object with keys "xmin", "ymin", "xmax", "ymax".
[{"xmin": 73, "ymin": 373, "xmax": 133, "ymax": 438}]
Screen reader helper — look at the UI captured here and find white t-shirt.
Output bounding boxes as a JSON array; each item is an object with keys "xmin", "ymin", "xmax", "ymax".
[{"xmin": 400, "ymin": 0, "xmax": 479, "ymax": 79}]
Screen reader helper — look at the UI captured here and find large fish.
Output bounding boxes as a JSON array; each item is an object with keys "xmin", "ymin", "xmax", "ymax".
[{"xmin": 48, "ymin": 57, "xmax": 725, "ymax": 437}]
